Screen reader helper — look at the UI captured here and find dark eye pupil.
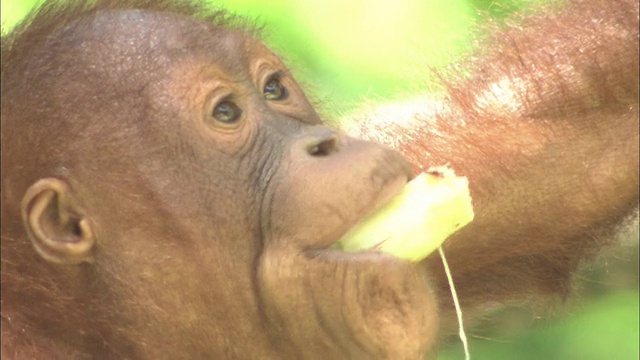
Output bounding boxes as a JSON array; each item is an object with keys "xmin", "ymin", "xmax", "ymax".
[
  {"xmin": 264, "ymin": 79, "xmax": 285, "ymax": 100},
  {"xmin": 212, "ymin": 101, "xmax": 241, "ymax": 124}
]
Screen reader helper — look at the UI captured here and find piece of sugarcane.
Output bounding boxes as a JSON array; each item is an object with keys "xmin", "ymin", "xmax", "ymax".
[{"xmin": 332, "ymin": 166, "xmax": 474, "ymax": 262}]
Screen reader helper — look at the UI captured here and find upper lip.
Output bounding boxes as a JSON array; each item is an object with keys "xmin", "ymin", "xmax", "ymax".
[{"xmin": 309, "ymin": 172, "xmax": 411, "ymax": 253}]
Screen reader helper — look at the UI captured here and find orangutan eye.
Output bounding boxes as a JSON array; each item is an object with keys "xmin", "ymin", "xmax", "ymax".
[
  {"xmin": 212, "ymin": 100, "xmax": 242, "ymax": 125},
  {"xmin": 263, "ymin": 77, "xmax": 287, "ymax": 101}
]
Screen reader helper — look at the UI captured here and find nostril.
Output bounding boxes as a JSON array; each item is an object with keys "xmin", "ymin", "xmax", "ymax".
[{"xmin": 307, "ymin": 136, "xmax": 339, "ymax": 157}]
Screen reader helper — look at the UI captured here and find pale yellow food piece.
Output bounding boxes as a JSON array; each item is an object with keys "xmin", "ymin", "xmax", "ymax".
[{"xmin": 332, "ymin": 166, "xmax": 474, "ymax": 262}]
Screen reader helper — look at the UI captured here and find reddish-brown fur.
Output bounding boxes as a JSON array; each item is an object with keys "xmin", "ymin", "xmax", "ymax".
[
  {"xmin": 2, "ymin": 0, "xmax": 638, "ymax": 358},
  {"xmin": 345, "ymin": 0, "xmax": 638, "ymax": 329}
]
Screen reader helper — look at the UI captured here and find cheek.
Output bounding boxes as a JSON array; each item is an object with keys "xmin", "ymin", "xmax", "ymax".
[{"xmin": 95, "ymin": 224, "xmax": 261, "ymax": 335}]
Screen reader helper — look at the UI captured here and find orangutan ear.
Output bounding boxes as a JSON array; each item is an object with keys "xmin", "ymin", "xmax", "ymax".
[{"xmin": 21, "ymin": 178, "xmax": 95, "ymax": 264}]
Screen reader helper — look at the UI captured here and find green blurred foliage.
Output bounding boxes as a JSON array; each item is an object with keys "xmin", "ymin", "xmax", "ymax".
[
  {"xmin": 1, "ymin": 1, "xmax": 35, "ymax": 32},
  {"xmin": 440, "ymin": 291, "xmax": 639, "ymax": 360},
  {"xmin": 2, "ymin": 1, "xmax": 638, "ymax": 359}
]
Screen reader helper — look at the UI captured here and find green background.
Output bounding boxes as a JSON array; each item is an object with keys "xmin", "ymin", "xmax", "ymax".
[{"xmin": 2, "ymin": 1, "xmax": 638, "ymax": 359}]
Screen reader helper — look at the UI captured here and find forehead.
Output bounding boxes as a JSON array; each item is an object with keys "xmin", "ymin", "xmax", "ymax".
[{"xmin": 87, "ymin": 9, "xmax": 266, "ymax": 74}]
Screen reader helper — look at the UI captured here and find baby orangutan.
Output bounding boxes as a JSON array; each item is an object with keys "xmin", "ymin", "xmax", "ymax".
[{"xmin": 2, "ymin": 0, "xmax": 638, "ymax": 358}]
